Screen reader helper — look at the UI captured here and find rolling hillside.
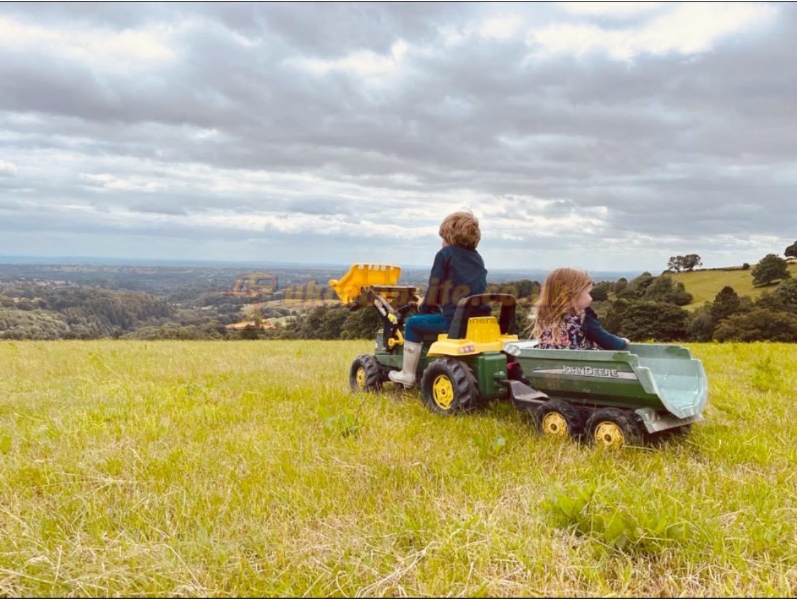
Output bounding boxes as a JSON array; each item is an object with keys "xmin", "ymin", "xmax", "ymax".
[{"xmin": 667, "ymin": 261, "xmax": 797, "ymax": 309}]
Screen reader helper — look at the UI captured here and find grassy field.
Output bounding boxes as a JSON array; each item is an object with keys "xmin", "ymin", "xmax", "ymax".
[
  {"xmin": 668, "ymin": 261, "xmax": 797, "ymax": 308},
  {"xmin": 1, "ymin": 339, "xmax": 796, "ymax": 596}
]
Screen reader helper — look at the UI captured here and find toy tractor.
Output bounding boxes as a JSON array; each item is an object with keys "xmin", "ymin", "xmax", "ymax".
[
  {"xmin": 328, "ymin": 263, "xmax": 521, "ymax": 414},
  {"xmin": 329, "ymin": 263, "xmax": 708, "ymax": 448}
]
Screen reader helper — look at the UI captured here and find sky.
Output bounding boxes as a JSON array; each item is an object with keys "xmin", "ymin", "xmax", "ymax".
[{"xmin": 1, "ymin": 2, "xmax": 795, "ymax": 274}]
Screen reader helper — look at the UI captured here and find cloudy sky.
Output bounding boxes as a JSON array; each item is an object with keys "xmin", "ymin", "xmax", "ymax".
[{"xmin": 1, "ymin": 2, "xmax": 795, "ymax": 273}]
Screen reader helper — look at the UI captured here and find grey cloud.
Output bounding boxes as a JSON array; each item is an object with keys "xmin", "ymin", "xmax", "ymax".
[
  {"xmin": 1, "ymin": 2, "xmax": 795, "ymax": 270},
  {"xmin": 127, "ymin": 201, "xmax": 188, "ymax": 217},
  {"xmin": 285, "ymin": 199, "xmax": 354, "ymax": 216}
]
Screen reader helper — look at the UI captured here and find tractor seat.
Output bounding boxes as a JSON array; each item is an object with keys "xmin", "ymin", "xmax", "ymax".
[
  {"xmin": 448, "ymin": 293, "xmax": 516, "ymax": 340},
  {"xmin": 462, "ymin": 315, "xmax": 502, "ymax": 344},
  {"xmin": 427, "ymin": 293, "xmax": 519, "ymax": 357}
]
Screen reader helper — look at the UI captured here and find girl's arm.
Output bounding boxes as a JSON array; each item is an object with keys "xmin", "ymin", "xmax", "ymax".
[{"xmin": 583, "ymin": 307, "xmax": 629, "ymax": 350}]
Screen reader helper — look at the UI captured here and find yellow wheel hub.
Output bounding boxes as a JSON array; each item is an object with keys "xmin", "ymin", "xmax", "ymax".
[
  {"xmin": 594, "ymin": 421, "xmax": 626, "ymax": 448},
  {"xmin": 541, "ymin": 411, "xmax": 569, "ymax": 437},
  {"xmin": 355, "ymin": 366, "xmax": 367, "ymax": 389},
  {"xmin": 432, "ymin": 375, "xmax": 455, "ymax": 410}
]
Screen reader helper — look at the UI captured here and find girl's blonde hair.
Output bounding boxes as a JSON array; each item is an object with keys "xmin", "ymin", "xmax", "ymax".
[
  {"xmin": 530, "ymin": 267, "xmax": 593, "ymax": 340},
  {"xmin": 439, "ymin": 211, "xmax": 481, "ymax": 250}
]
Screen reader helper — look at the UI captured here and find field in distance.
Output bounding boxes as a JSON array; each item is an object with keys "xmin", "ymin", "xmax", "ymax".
[{"xmin": 668, "ymin": 261, "xmax": 797, "ymax": 308}]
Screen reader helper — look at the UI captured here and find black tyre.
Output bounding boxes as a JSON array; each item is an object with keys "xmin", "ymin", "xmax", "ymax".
[
  {"xmin": 535, "ymin": 400, "xmax": 584, "ymax": 439},
  {"xmin": 420, "ymin": 357, "xmax": 480, "ymax": 415},
  {"xmin": 349, "ymin": 354, "xmax": 384, "ymax": 392},
  {"xmin": 585, "ymin": 408, "xmax": 644, "ymax": 448}
]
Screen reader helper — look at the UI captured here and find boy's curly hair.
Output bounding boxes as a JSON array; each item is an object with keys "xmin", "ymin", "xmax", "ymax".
[{"xmin": 439, "ymin": 211, "xmax": 481, "ymax": 250}]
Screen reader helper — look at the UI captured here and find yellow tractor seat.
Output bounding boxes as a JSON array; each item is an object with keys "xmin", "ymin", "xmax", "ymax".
[{"xmin": 428, "ymin": 294, "xmax": 519, "ymax": 357}]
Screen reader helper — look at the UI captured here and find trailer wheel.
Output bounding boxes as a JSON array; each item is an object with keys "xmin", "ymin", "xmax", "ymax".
[
  {"xmin": 421, "ymin": 357, "xmax": 479, "ymax": 415},
  {"xmin": 349, "ymin": 355, "xmax": 383, "ymax": 392},
  {"xmin": 535, "ymin": 400, "xmax": 584, "ymax": 439},
  {"xmin": 586, "ymin": 408, "xmax": 643, "ymax": 448}
]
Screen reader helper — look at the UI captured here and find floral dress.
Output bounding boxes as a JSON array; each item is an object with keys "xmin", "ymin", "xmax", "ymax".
[{"xmin": 538, "ymin": 313, "xmax": 595, "ymax": 350}]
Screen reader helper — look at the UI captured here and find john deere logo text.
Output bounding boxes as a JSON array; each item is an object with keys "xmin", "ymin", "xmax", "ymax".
[
  {"xmin": 563, "ymin": 365, "xmax": 620, "ymax": 377},
  {"xmin": 532, "ymin": 367, "xmax": 638, "ymax": 381}
]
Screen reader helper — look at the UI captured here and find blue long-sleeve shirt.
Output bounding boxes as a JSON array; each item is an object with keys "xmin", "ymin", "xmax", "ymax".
[{"xmin": 418, "ymin": 245, "xmax": 488, "ymax": 322}]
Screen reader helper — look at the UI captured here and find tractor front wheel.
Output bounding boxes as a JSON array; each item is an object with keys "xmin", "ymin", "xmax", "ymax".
[
  {"xmin": 420, "ymin": 357, "xmax": 480, "ymax": 415},
  {"xmin": 586, "ymin": 408, "xmax": 643, "ymax": 448},
  {"xmin": 349, "ymin": 355, "xmax": 384, "ymax": 392},
  {"xmin": 535, "ymin": 400, "xmax": 584, "ymax": 439}
]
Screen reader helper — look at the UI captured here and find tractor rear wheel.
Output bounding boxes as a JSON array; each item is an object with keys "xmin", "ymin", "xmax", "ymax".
[
  {"xmin": 586, "ymin": 408, "xmax": 643, "ymax": 448},
  {"xmin": 535, "ymin": 400, "xmax": 584, "ymax": 439},
  {"xmin": 420, "ymin": 357, "xmax": 480, "ymax": 415},
  {"xmin": 349, "ymin": 355, "xmax": 384, "ymax": 392}
]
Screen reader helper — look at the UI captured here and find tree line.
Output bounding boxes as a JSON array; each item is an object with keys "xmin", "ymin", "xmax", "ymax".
[
  {"xmin": 2, "ymin": 259, "xmax": 796, "ymax": 342},
  {"xmin": 253, "ymin": 269, "xmax": 797, "ymax": 344},
  {"xmin": 0, "ymin": 283, "xmax": 228, "ymax": 340}
]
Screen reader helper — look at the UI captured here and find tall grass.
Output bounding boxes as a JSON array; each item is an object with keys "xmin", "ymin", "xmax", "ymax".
[{"xmin": 0, "ymin": 340, "xmax": 796, "ymax": 596}]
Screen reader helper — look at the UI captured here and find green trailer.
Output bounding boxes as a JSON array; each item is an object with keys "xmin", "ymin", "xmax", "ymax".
[{"xmin": 504, "ymin": 341, "xmax": 708, "ymax": 447}]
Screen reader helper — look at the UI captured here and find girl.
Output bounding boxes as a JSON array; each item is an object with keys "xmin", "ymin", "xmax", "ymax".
[
  {"xmin": 531, "ymin": 267, "xmax": 628, "ymax": 350},
  {"xmin": 388, "ymin": 210, "xmax": 488, "ymax": 387}
]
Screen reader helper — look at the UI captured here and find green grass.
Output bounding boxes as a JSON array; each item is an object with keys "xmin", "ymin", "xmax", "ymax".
[
  {"xmin": 669, "ymin": 261, "xmax": 797, "ymax": 308},
  {"xmin": 1, "ymin": 340, "xmax": 797, "ymax": 596}
]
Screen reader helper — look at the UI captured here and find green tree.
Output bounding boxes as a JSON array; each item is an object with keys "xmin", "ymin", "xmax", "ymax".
[
  {"xmin": 757, "ymin": 278, "xmax": 797, "ymax": 314},
  {"xmin": 714, "ymin": 309, "xmax": 797, "ymax": 342},
  {"xmin": 667, "ymin": 256, "xmax": 682, "ymax": 272},
  {"xmin": 682, "ymin": 254, "xmax": 702, "ymax": 272},
  {"xmin": 641, "ymin": 276, "xmax": 693, "ymax": 306},
  {"xmin": 604, "ymin": 299, "xmax": 628, "ymax": 334},
  {"xmin": 321, "ymin": 307, "xmax": 350, "ymax": 339},
  {"xmin": 773, "ymin": 278, "xmax": 797, "ymax": 313},
  {"xmin": 239, "ymin": 325, "xmax": 261, "ymax": 340},
  {"xmin": 340, "ymin": 305, "xmax": 381, "ymax": 339},
  {"xmin": 785, "ymin": 241, "xmax": 797, "ymax": 259},
  {"xmin": 667, "ymin": 254, "xmax": 702, "ymax": 272},
  {"xmin": 751, "ymin": 254, "xmax": 791, "ymax": 286},
  {"xmin": 589, "ymin": 282, "xmax": 610, "ymax": 302},
  {"xmin": 687, "ymin": 305, "xmax": 715, "ymax": 342},
  {"xmin": 711, "ymin": 286, "xmax": 740, "ymax": 322},
  {"xmin": 616, "ymin": 272, "xmax": 655, "ymax": 300},
  {"xmin": 613, "ymin": 278, "xmax": 628, "ymax": 294},
  {"xmin": 607, "ymin": 300, "xmax": 690, "ymax": 342}
]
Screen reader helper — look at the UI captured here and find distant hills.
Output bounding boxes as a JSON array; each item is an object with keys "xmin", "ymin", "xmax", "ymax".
[
  {"xmin": 0, "ymin": 255, "xmax": 643, "ymax": 284},
  {"xmin": 3, "ymin": 255, "xmax": 793, "ymax": 307}
]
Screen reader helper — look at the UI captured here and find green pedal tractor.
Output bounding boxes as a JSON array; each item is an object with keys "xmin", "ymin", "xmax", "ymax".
[{"xmin": 329, "ymin": 264, "xmax": 708, "ymax": 448}]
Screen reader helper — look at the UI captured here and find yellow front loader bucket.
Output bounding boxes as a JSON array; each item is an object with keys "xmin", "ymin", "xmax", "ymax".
[{"xmin": 328, "ymin": 263, "xmax": 402, "ymax": 305}]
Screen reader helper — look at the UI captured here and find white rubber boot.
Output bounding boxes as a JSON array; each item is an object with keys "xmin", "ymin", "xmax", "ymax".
[{"xmin": 388, "ymin": 341, "xmax": 423, "ymax": 388}]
